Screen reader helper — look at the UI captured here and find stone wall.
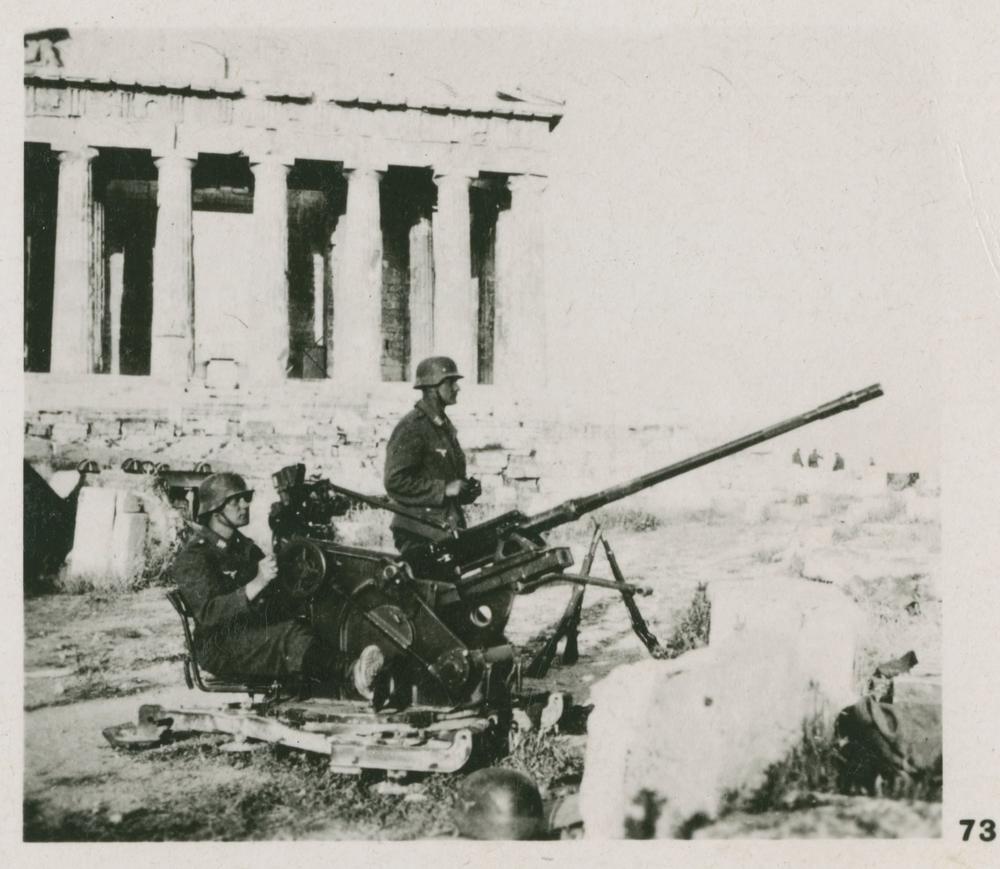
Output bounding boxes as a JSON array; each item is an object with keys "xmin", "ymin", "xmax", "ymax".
[{"xmin": 24, "ymin": 375, "xmax": 696, "ymax": 520}]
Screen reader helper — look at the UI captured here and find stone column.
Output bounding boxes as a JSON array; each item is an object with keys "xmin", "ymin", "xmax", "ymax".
[
  {"xmin": 151, "ymin": 153, "xmax": 196, "ymax": 381},
  {"xmin": 108, "ymin": 251, "xmax": 124, "ymax": 374},
  {"xmin": 91, "ymin": 195, "xmax": 107, "ymax": 372},
  {"xmin": 408, "ymin": 214, "xmax": 435, "ymax": 371},
  {"xmin": 248, "ymin": 157, "xmax": 291, "ymax": 383},
  {"xmin": 50, "ymin": 146, "xmax": 100, "ymax": 374},
  {"xmin": 432, "ymin": 170, "xmax": 477, "ymax": 381},
  {"xmin": 332, "ymin": 163, "xmax": 384, "ymax": 385},
  {"xmin": 495, "ymin": 174, "xmax": 548, "ymax": 388}
]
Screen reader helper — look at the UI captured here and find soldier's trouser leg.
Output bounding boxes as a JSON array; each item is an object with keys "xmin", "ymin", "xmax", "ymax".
[
  {"xmin": 392, "ymin": 527, "xmax": 432, "ymax": 557},
  {"xmin": 301, "ymin": 637, "xmax": 353, "ymax": 684}
]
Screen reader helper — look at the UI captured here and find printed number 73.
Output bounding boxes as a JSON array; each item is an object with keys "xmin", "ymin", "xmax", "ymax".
[{"xmin": 960, "ymin": 819, "xmax": 996, "ymax": 842}]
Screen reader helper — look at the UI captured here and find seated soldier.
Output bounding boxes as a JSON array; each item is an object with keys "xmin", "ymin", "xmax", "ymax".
[{"xmin": 171, "ymin": 472, "xmax": 384, "ymax": 698}]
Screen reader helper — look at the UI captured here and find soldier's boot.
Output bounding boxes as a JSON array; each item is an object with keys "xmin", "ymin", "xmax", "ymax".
[{"xmin": 351, "ymin": 645, "xmax": 386, "ymax": 700}]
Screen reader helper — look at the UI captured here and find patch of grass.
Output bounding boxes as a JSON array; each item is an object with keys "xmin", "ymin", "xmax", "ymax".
[
  {"xmin": 593, "ymin": 507, "xmax": 663, "ymax": 533},
  {"xmin": 863, "ymin": 496, "xmax": 907, "ymax": 524},
  {"xmin": 831, "ymin": 523, "xmax": 862, "ymax": 543},
  {"xmin": 657, "ymin": 584, "xmax": 711, "ymax": 659},
  {"xmin": 140, "ymin": 521, "xmax": 188, "ymax": 588},
  {"xmin": 499, "ymin": 732, "xmax": 584, "ymax": 792},
  {"xmin": 751, "ymin": 547, "xmax": 785, "ymax": 565},
  {"xmin": 725, "ymin": 716, "xmax": 844, "ymax": 814},
  {"xmin": 674, "ymin": 505, "xmax": 728, "ymax": 526},
  {"xmin": 721, "ymin": 711, "xmax": 943, "ymax": 818},
  {"xmin": 52, "ymin": 570, "xmax": 104, "ymax": 595},
  {"xmin": 27, "ymin": 741, "xmax": 463, "ymax": 841}
]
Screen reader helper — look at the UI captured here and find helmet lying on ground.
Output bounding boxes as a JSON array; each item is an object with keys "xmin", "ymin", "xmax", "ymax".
[{"xmin": 455, "ymin": 768, "xmax": 545, "ymax": 840}]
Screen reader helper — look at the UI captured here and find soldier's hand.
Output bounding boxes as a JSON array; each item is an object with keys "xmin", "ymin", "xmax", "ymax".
[
  {"xmin": 459, "ymin": 477, "xmax": 482, "ymax": 504},
  {"xmin": 444, "ymin": 479, "xmax": 464, "ymax": 498},
  {"xmin": 245, "ymin": 554, "xmax": 277, "ymax": 602},
  {"xmin": 257, "ymin": 554, "xmax": 278, "ymax": 586}
]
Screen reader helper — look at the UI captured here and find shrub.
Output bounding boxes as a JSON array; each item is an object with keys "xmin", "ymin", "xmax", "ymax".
[
  {"xmin": 658, "ymin": 584, "xmax": 711, "ymax": 659},
  {"xmin": 731, "ymin": 716, "xmax": 844, "ymax": 813}
]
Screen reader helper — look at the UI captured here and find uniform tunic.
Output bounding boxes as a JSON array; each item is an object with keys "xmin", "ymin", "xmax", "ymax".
[
  {"xmin": 171, "ymin": 526, "xmax": 313, "ymax": 678},
  {"xmin": 384, "ymin": 397, "xmax": 468, "ymax": 551}
]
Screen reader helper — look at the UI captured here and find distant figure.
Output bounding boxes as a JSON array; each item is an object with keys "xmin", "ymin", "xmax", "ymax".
[
  {"xmin": 807, "ymin": 448, "xmax": 822, "ymax": 469},
  {"xmin": 792, "ymin": 448, "xmax": 803, "ymax": 467},
  {"xmin": 833, "ymin": 452, "xmax": 845, "ymax": 471}
]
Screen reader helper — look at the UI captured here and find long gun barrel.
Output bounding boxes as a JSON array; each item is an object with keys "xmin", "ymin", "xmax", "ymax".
[{"xmin": 521, "ymin": 383, "xmax": 883, "ymax": 536}]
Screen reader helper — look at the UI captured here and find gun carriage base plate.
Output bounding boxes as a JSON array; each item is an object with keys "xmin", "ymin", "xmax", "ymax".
[{"xmin": 103, "ymin": 692, "xmax": 567, "ymax": 775}]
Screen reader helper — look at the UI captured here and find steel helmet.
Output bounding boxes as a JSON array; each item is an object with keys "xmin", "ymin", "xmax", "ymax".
[
  {"xmin": 454, "ymin": 768, "xmax": 545, "ymax": 840},
  {"xmin": 414, "ymin": 356, "xmax": 464, "ymax": 389},
  {"xmin": 196, "ymin": 472, "xmax": 253, "ymax": 520}
]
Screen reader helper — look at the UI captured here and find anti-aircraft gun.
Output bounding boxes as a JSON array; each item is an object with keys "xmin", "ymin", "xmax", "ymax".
[
  {"xmin": 106, "ymin": 385, "xmax": 883, "ymax": 773},
  {"xmin": 268, "ymin": 384, "xmax": 884, "ymax": 704}
]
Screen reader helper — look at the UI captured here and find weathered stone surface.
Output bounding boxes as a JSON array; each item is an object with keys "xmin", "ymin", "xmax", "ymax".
[
  {"xmin": 50, "ymin": 421, "xmax": 90, "ymax": 443},
  {"xmin": 119, "ymin": 419, "xmax": 160, "ymax": 438},
  {"xmin": 708, "ymin": 577, "xmax": 863, "ymax": 712},
  {"xmin": 243, "ymin": 419, "xmax": 277, "ymax": 438},
  {"xmin": 181, "ymin": 415, "xmax": 231, "ymax": 437},
  {"xmin": 25, "ymin": 420, "xmax": 53, "ymax": 438},
  {"xmin": 581, "ymin": 578, "xmax": 864, "ymax": 839},
  {"xmin": 893, "ymin": 672, "xmax": 941, "ymax": 706},
  {"xmin": 467, "ymin": 450, "xmax": 509, "ymax": 475},
  {"xmin": 505, "ymin": 455, "xmax": 541, "ymax": 479},
  {"xmin": 24, "ymin": 396, "xmax": 714, "ymax": 516},
  {"xmin": 25, "ymin": 436, "xmax": 54, "ymax": 465},
  {"xmin": 87, "ymin": 418, "xmax": 122, "ymax": 438},
  {"xmin": 68, "ymin": 486, "xmax": 118, "ymax": 581},
  {"xmin": 270, "ymin": 416, "xmax": 314, "ymax": 438},
  {"xmin": 110, "ymin": 511, "xmax": 148, "ymax": 584},
  {"xmin": 116, "ymin": 490, "xmax": 142, "ymax": 514},
  {"xmin": 581, "ymin": 641, "xmax": 826, "ymax": 838}
]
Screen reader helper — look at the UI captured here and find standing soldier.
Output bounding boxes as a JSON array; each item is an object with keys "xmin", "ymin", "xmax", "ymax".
[
  {"xmin": 384, "ymin": 356, "xmax": 481, "ymax": 556},
  {"xmin": 171, "ymin": 472, "xmax": 386, "ymax": 698}
]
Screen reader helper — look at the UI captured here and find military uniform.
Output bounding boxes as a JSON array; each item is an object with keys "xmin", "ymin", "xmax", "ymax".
[
  {"xmin": 384, "ymin": 397, "xmax": 468, "ymax": 553},
  {"xmin": 171, "ymin": 525, "xmax": 314, "ymax": 678}
]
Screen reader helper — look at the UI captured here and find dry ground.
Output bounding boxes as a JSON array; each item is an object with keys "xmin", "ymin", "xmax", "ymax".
[{"xmin": 22, "ymin": 462, "xmax": 941, "ymax": 840}]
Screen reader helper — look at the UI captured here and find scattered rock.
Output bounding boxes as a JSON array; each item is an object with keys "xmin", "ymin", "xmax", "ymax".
[
  {"xmin": 886, "ymin": 472, "xmax": 919, "ymax": 491},
  {"xmin": 580, "ymin": 579, "xmax": 863, "ymax": 838}
]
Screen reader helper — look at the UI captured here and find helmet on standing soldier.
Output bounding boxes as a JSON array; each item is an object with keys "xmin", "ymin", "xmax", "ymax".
[{"xmin": 413, "ymin": 356, "xmax": 464, "ymax": 389}]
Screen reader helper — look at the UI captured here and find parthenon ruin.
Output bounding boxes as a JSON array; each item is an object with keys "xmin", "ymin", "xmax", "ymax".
[{"xmin": 24, "ymin": 30, "xmax": 562, "ymax": 392}]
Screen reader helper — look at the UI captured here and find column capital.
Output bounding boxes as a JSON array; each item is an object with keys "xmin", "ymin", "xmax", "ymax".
[
  {"xmin": 151, "ymin": 151, "xmax": 198, "ymax": 168},
  {"xmin": 248, "ymin": 152, "xmax": 294, "ymax": 170},
  {"xmin": 54, "ymin": 145, "xmax": 100, "ymax": 165},
  {"xmin": 342, "ymin": 161, "xmax": 387, "ymax": 177},
  {"xmin": 249, "ymin": 159, "xmax": 291, "ymax": 181},
  {"xmin": 433, "ymin": 167, "xmax": 478, "ymax": 183},
  {"xmin": 507, "ymin": 173, "xmax": 548, "ymax": 194}
]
